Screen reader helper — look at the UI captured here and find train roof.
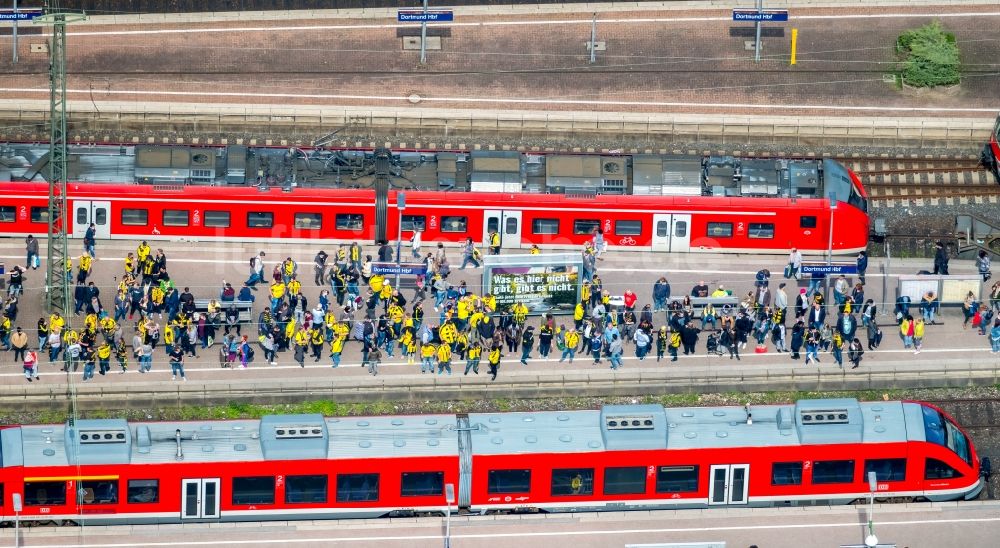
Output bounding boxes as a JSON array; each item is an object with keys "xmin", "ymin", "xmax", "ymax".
[
  {"xmin": 0, "ymin": 399, "xmax": 925, "ymax": 468},
  {"xmin": 0, "ymin": 143, "xmax": 850, "ymax": 202},
  {"xmin": 467, "ymin": 399, "xmax": 925, "ymax": 456},
  {"xmin": 1, "ymin": 413, "xmax": 459, "ymax": 468}
]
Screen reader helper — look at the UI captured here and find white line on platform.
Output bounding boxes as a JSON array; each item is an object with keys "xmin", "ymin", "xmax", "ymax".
[
  {"xmin": 47, "ymin": 12, "xmax": 1000, "ymax": 38},
  {"xmin": 1, "ymin": 87, "xmax": 998, "ymax": 113},
  {"xmin": 16, "ymin": 516, "xmax": 1000, "ymax": 547},
  {"xmin": 1, "ymin": 346, "xmax": 991, "ymax": 380}
]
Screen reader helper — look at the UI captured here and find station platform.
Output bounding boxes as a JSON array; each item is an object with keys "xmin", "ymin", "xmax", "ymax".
[
  {"xmin": 0, "ymin": 240, "xmax": 995, "ymax": 410},
  {"xmin": 4, "ymin": 499, "xmax": 999, "ymax": 548}
]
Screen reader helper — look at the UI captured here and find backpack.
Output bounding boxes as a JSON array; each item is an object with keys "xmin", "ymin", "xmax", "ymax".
[
  {"xmin": 249, "ymin": 257, "xmax": 256, "ymax": 268},
  {"xmin": 245, "ymin": 346, "xmax": 255, "ymax": 361}
]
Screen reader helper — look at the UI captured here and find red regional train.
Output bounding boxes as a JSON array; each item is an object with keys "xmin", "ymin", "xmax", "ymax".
[
  {"xmin": 983, "ymin": 113, "xmax": 1000, "ymax": 184},
  {"xmin": 0, "ymin": 145, "xmax": 870, "ymax": 254},
  {"xmin": 0, "ymin": 399, "xmax": 983, "ymax": 526}
]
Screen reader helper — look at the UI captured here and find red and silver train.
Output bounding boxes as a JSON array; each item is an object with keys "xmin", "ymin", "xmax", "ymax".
[
  {"xmin": 983, "ymin": 113, "xmax": 1000, "ymax": 184},
  {"xmin": 0, "ymin": 399, "xmax": 983, "ymax": 525},
  {"xmin": 0, "ymin": 144, "xmax": 870, "ymax": 254}
]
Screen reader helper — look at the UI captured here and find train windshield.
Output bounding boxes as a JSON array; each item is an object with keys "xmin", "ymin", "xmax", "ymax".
[
  {"xmin": 847, "ymin": 183, "xmax": 867, "ymax": 213},
  {"xmin": 922, "ymin": 406, "xmax": 971, "ymax": 465}
]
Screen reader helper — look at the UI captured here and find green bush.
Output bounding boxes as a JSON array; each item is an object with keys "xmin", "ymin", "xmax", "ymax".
[{"xmin": 896, "ymin": 21, "xmax": 961, "ymax": 87}]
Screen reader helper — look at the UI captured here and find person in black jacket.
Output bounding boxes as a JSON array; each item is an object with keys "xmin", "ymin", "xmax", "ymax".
[
  {"xmin": 933, "ymin": 242, "xmax": 949, "ymax": 275},
  {"xmin": 680, "ymin": 322, "xmax": 701, "ymax": 355},
  {"xmin": 520, "ymin": 326, "xmax": 534, "ymax": 365},
  {"xmin": 789, "ymin": 320, "xmax": 804, "ymax": 360}
]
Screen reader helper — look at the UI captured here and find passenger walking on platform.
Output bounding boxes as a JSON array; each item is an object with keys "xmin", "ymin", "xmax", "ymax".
[
  {"xmin": 560, "ymin": 328, "xmax": 579, "ymax": 363},
  {"xmin": 82, "ymin": 347, "xmax": 96, "ymax": 381},
  {"xmin": 932, "ymin": 241, "xmax": 949, "ymax": 275},
  {"xmin": 856, "ymin": 251, "xmax": 868, "ymax": 285},
  {"xmin": 23, "ymin": 348, "xmax": 39, "ymax": 382},
  {"xmin": 313, "ymin": 250, "xmax": 329, "ymax": 286},
  {"xmin": 538, "ymin": 323, "xmax": 552, "ymax": 359},
  {"xmin": 84, "ymin": 223, "xmax": 97, "ymax": 258},
  {"xmin": 520, "ymin": 326, "xmax": 534, "ymax": 365},
  {"xmin": 169, "ymin": 345, "xmax": 187, "ymax": 381},
  {"xmin": 668, "ymin": 329, "xmax": 680, "ymax": 362},
  {"xmin": 848, "ymin": 338, "xmax": 865, "ymax": 369},
  {"xmin": 804, "ymin": 329, "xmax": 820, "ymax": 365},
  {"xmin": 115, "ymin": 339, "xmax": 129, "ymax": 373},
  {"xmin": 11, "ymin": 326, "xmax": 27, "ymax": 363},
  {"xmin": 410, "ymin": 228, "xmax": 423, "ymax": 259},
  {"xmin": 245, "ymin": 251, "xmax": 266, "ymax": 289},
  {"xmin": 25, "ymin": 234, "xmax": 40, "ymax": 270},
  {"xmin": 488, "ymin": 230, "xmax": 501, "ymax": 255},
  {"xmin": 138, "ymin": 340, "xmax": 153, "ymax": 373},
  {"xmin": 962, "ymin": 292, "xmax": 977, "ymax": 329},
  {"xmin": 787, "ymin": 248, "xmax": 802, "ymax": 280},
  {"xmin": 97, "ymin": 341, "xmax": 112, "ymax": 376},
  {"xmin": 589, "ymin": 331, "xmax": 603, "ymax": 365},
  {"xmin": 913, "ymin": 318, "xmax": 925, "ymax": 354},
  {"xmin": 238, "ymin": 335, "xmax": 253, "ymax": 368},
  {"xmin": 990, "ymin": 319, "xmax": 1000, "ymax": 354},
  {"xmin": 830, "ymin": 330, "xmax": 844, "ymax": 368},
  {"xmin": 655, "ymin": 326, "xmax": 668, "ymax": 361},
  {"xmin": 487, "ymin": 342, "xmax": 502, "ymax": 381},
  {"xmin": 900, "ymin": 315, "xmax": 914, "ymax": 348},
  {"xmin": 436, "ymin": 343, "xmax": 452, "ymax": 375},
  {"xmin": 789, "ymin": 320, "xmax": 804, "ymax": 360},
  {"xmin": 465, "ymin": 342, "xmax": 481, "ymax": 375}
]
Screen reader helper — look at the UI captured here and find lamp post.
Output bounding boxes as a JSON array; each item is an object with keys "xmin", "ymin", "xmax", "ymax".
[
  {"xmin": 865, "ymin": 471, "xmax": 879, "ymax": 547},
  {"xmin": 825, "ymin": 198, "xmax": 837, "ymax": 300},
  {"xmin": 444, "ymin": 483, "xmax": 455, "ymax": 548},
  {"xmin": 395, "ymin": 192, "xmax": 406, "ymax": 289}
]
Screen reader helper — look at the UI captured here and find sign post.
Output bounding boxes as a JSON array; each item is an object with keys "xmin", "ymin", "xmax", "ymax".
[
  {"xmin": 732, "ymin": 3, "xmax": 789, "ymax": 62},
  {"xmin": 397, "ymin": 5, "xmax": 453, "ymax": 64},
  {"xmin": 2, "ymin": 3, "xmax": 43, "ymax": 64},
  {"xmin": 13, "ymin": 492, "xmax": 22, "ymax": 548}
]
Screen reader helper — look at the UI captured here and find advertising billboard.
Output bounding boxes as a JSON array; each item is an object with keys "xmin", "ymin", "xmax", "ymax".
[{"xmin": 483, "ymin": 253, "xmax": 581, "ymax": 315}]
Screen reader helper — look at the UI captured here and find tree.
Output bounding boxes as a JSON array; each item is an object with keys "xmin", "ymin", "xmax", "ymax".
[{"xmin": 896, "ymin": 21, "xmax": 961, "ymax": 87}]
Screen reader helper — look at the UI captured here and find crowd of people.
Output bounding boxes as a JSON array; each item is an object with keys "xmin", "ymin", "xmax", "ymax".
[{"xmin": 5, "ymin": 230, "xmax": 1000, "ymax": 384}]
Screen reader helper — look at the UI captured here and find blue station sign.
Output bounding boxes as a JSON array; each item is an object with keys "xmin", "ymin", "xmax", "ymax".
[
  {"xmin": 0, "ymin": 10, "xmax": 43, "ymax": 21},
  {"xmin": 801, "ymin": 263, "xmax": 858, "ymax": 278},
  {"xmin": 371, "ymin": 262, "xmax": 428, "ymax": 276},
  {"xmin": 732, "ymin": 9, "xmax": 789, "ymax": 22},
  {"xmin": 397, "ymin": 10, "xmax": 454, "ymax": 23}
]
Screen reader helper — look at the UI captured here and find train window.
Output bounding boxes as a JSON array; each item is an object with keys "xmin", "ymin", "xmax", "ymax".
[
  {"xmin": 573, "ymin": 219, "xmax": 600, "ymax": 235},
  {"xmin": 295, "ymin": 212, "xmax": 323, "ymax": 230},
  {"xmin": 812, "ymin": 460, "xmax": 855, "ymax": 484},
  {"xmin": 127, "ymin": 479, "xmax": 159, "ymax": 504},
  {"xmin": 30, "ymin": 206, "xmax": 50, "ymax": 223},
  {"xmin": 800, "ymin": 216, "xmax": 817, "ymax": 229},
  {"xmin": 402, "ymin": 215, "xmax": 427, "ymax": 232},
  {"xmin": 162, "ymin": 209, "xmax": 190, "ymax": 227},
  {"xmin": 771, "ymin": 462, "xmax": 803, "ymax": 486},
  {"xmin": 748, "ymin": 223, "xmax": 775, "ymax": 239},
  {"xmin": 656, "ymin": 220, "xmax": 668, "ymax": 237},
  {"xmin": 336, "ymin": 473, "xmax": 380, "ymax": 502},
  {"xmin": 247, "ymin": 212, "xmax": 274, "ymax": 228},
  {"xmin": 121, "ymin": 208, "xmax": 148, "ymax": 226},
  {"xmin": 440, "ymin": 216, "xmax": 468, "ymax": 233},
  {"xmin": 487, "ymin": 469, "xmax": 531, "ymax": 494},
  {"xmin": 400, "ymin": 471, "xmax": 444, "ymax": 497},
  {"xmin": 674, "ymin": 220, "xmax": 687, "ymax": 238},
  {"xmin": 286, "ymin": 474, "xmax": 328, "ymax": 504},
  {"xmin": 231, "ymin": 476, "xmax": 275, "ymax": 505},
  {"xmin": 0, "ymin": 206, "xmax": 14, "ymax": 222},
  {"xmin": 79, "ymin": 480, "xmax": 118, "ymax": 505},
  {"xmin": 706, "ymin": 222, "xmax": 732, "ymax": 238},
  {"xmin": 505, "ymin": 217, "xmax": 518, "ymax": 235},
  {"xmin": 335, "ymin": 213, "xmax": 364, "ymax": 231},
  {"xmin": 864, "ymin": 459, "xmax": 907, "ymax": 482},
  {"xmin": 24, "ymin": 481, "xmax": 67, "ymax": 506},
  {"xmin": 551, "ymin": 468, "xmax": 594, "ymax": 496},
  {"xmin": 532, "ymin": 218, "xmax": 560, "ymax": 235},
  {"xmin": 603, "ymin": 466, "xmax": 646, "ymax": 495},
  {"xmin": 0, "ymin": 483, "xmax": 4, "ymax": 505},
  {"xmin": 925, "ymin": 458, "xmax": 963, "ymax": 480},
  {"xmin": 486, "ymin": 216, "xmax": 499, "ymax": 233},
  {"xmin": 204, "ymin": 210, "xmax": 231, "ymax": 228},
  {"xmin": 655, "ymin": 465, "xmax": 699, "ymax": 493},
  {"xmin": 615, "ymin": 220, "xmax": 642, "ymax": 236}
]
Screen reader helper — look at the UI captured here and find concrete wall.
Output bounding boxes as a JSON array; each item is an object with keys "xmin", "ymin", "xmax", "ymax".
[
  {"xmin": 4, "ymin": 358, "xmax": 997, "ymax": 412},
  {"xmin": 0, "ymin": 101, "xmax": 993, "ymax": 149}
]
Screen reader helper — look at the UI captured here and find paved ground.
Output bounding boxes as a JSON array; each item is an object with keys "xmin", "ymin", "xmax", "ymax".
[
  {"xmin": 4, "ymin": 500, "xmax": 999, "ymax": 547},
  {"xmin": 1, "ymin": 4, "xmax": 999, "ymax": 117},
  {"xmin": 0, "ymin": 238, "xmax": 994, "ymax": 391}
]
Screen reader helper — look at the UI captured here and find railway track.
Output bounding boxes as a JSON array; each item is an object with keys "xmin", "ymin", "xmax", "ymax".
[{"xmin": 846, "ymin": 158, "xmax": 997, "ymax": 205}]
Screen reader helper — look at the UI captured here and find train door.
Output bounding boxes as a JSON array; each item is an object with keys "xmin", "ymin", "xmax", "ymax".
[
  {"xmin": 181, "ymin": 478, "xmax": 221, "ymax": 520},
  {"xmin": 651, "ymin": 214, "xmax": 691, "ymax": 253},
  {"xmin": 707, "ymin": 464, "xmax": 749, "ymax": 506},
  {"xmin": 482, "ymin": 210, "xmax": 523, "ymax": 250},
  {"xmin": 71, "ymin": 200, "xmax": 111, "ymax": 239}
]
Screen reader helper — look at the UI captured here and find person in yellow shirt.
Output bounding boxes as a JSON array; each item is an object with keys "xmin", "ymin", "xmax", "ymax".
[
  {"xmin": 573, "ymin": 302, "xmax": 585, "ymax": 330},
  {"xmin": 560, "ymin": 328, "xmax": 580, "ymax": 363},
  {"xmin": 436, "ymin": 343, "xmax": 452, "ymax": 375},
  {"xmin": 420, "ymin": 342, "xmax": 437, "ymax": 373},
  {"xmin": 293, "ymin": 326, "xmax": 309, "ymax": 367},
  {"xmin": 511, "ymin": 302, "xmax": 528, "ymax": 325},
  {"xmin": 913, "ymin": 317, "xmax": 925, "ymax": 354},
  {"xmin": 309, "ymin": 327, "xmax": 325, "ymax": 362},
  {"xmin": 465, "ymin": 342, "xmax": 482, "ymax": 375},
  {"xmin": 329, "ymin": 334, "xmax": 346, "ymax": 368},
  {"xmin": 78, "ymin": 254, "xmax": 93, "ymax": 282},
  {"xmin": 269, "ymin": 280, "xmax": 286, "ymax": 312},
  {"xmin": 529, "ymin": 244, "xmax": 540, "ymax": 255},
  {"xmin": 137, "ymin": 241, "xmax": 151, "ymax": 264},
  {"xmin": 487, "ymin": 342, "xmax": 502, "ymax": 380},
  {"xmin": 97, "ymin": 341, "xmax": 112, "ymax": 376}
]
